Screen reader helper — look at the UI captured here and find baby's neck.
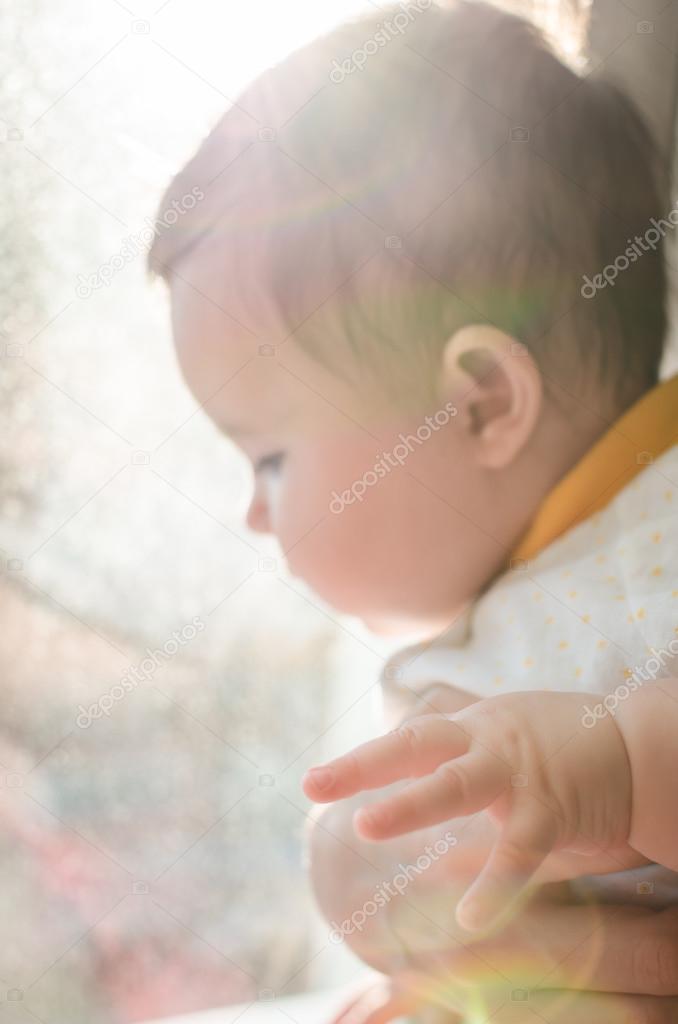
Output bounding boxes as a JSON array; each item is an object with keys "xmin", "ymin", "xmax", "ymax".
[{"xmin": 480, "ymin": 393, "xmax": 621, "ymax": 589}]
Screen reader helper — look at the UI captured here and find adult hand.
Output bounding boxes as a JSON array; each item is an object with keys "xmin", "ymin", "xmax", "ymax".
[{"xmin": 330, "ymin": 896, "xmax": 678, "ymax": 1023}]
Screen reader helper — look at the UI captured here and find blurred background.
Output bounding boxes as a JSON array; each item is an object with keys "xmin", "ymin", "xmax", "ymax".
[{"xmin": 0, "ymin": 0, "xmax": 676, "ymax": 1022}]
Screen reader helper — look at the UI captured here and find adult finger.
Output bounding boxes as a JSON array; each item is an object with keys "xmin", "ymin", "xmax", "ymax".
[
  {"xmin": 347, "ymin": 986, "xmax": 427, "ymax": 1024},
  {"xmin": 438, "ymin": 902, "xmax": 678, "ymax": 997},
  {"xmin": 381, "ymin": 970, "xmax": 466, "ymax": 1024},
  {"xmin": 327, "ymin": 982, "xmax": 392, "ymax": 1024},
  {"xmin": 488, "ymin": 989, "xmax": 678, "ymax": 1023},
  {"xmin": 328, "ymin": 973, "xmax": 461, "ymax": 1024}
]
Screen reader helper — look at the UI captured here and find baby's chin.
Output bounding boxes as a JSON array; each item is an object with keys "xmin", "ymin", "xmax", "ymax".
[
  {"xmin": 295, "ymin": 570, "xmax": 457, "ymax": 640},
  {"xmin": 360, "ymin": 615, "xmax": 410, "ymax": 637},
  {"xmin": 358, "ymin": 612, "xmax": 447, "ymax": 642}
]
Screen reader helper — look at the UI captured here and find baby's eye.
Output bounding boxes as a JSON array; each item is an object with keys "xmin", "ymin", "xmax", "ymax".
[{"xmin": 254, "ymin": 452, "xmax": 285, "ymax": 475}]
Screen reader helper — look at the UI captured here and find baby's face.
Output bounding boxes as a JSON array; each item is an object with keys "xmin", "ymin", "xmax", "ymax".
[{"xmin": 169, "ymin": 247, "xmax": 509, "ymax": 636}]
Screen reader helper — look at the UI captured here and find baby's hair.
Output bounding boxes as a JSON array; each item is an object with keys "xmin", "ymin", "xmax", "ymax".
[{"xmin": 148, "ymin": 0, "xmax": 667, "ymax": 413}]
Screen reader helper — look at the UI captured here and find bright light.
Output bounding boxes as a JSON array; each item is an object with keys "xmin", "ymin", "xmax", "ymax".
[{"xmin": 159, "ymin": 0, "xmax": 375, "ymax": 97}]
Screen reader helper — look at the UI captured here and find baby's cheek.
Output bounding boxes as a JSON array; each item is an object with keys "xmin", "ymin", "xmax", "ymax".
[
  {"xmin": 271, "ymin": 441, "xmax": 461, "ymax": 619},
  {"xmin": 274, "ymin": 443, "xmax": 362, "ymax": 538},
  {"xmin": 273, "ymin": 461, "xmax": 334, "ymax": 538},
  {"xmin": 275, "ymin": 468, "xmax": 376, "ymax": 603}
]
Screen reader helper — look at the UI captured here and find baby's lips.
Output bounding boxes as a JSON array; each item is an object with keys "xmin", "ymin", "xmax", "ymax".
[{"xmin": 302, "ymin": 765, "xmax": 335, "ymax": 800}]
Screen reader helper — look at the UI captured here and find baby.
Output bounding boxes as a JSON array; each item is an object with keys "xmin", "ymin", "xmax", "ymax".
[{"xmin": 146, "ymin": 0, "xmax": 677, "ymax": 1015}]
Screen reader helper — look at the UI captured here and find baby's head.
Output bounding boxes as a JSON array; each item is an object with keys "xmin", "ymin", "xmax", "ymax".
[{"xmin": 149, "ymin": 1, "xmax": 667, "ymax": 636}]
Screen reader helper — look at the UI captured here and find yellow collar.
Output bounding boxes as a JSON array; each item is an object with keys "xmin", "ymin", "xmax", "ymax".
[{"xmin": 512, "ymin": 375, "xmax": 678, "ymax": 563}]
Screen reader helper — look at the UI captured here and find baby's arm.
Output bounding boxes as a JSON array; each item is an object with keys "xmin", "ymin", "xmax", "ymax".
[{"xmin": 614, "ymin": 677, "xmax": 678, "ymax": 872}]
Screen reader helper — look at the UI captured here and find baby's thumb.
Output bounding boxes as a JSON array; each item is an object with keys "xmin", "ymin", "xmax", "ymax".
[{"xmin": 456, "ymin": 806, "xmax": 556, "ymax": 931}]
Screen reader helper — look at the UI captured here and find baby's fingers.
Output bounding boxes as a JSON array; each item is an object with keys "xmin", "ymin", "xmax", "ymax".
[
  {"xmin": 456, "ymin": 804, "xmax": 557, "ymax": 932},
  {"xmin": 302, "ymin": 715, "xmax": 469, "ymax": 802},
  {"xmin": 354, "ymin": 750, "xmax": 507, "ymax": 840}
]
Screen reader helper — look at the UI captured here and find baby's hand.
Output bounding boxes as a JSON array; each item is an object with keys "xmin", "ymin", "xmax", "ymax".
[{"xmin": 303, "ymin": 691, "xmax": 634, "ymax": 932}]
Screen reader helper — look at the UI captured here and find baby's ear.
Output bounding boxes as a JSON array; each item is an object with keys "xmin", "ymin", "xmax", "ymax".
[{"xmin": 440, "ymin": 325, "xmax": 543, "ymax": 469}]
